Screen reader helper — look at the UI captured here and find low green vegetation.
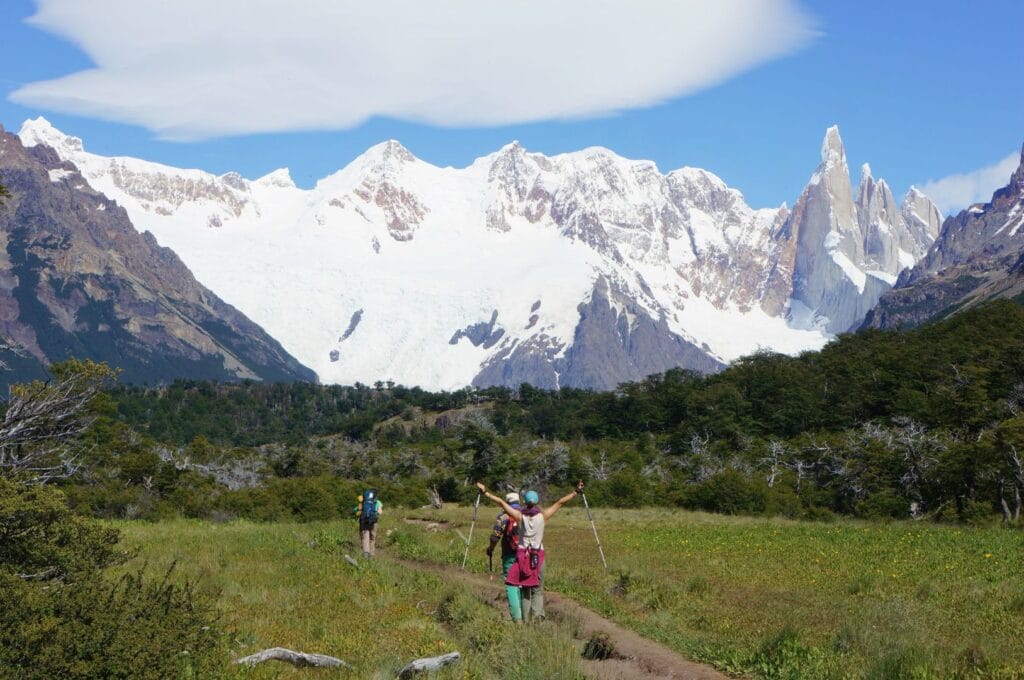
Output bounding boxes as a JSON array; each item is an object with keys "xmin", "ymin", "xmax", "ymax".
[
  {"xmin": 400, "ymin": 504, "xmax": 1024, "ymax": 678},
  {"xmin": 117, "ymin": 518, "xmax": 585, "ymax": 678}
]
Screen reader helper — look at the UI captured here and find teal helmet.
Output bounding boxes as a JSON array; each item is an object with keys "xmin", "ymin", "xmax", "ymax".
[{"xmin": 524, "ymin": 490, "xmax": 540, "ymax": 506}]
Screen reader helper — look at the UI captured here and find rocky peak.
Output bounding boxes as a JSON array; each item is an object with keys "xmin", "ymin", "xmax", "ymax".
[
  {"xmin": 996, "ymin": 142, "xmax": 1024, "ymax": 202},
  {"xmin": 487, "ymin": 140, "xmax": 540, "ymax": 201},
  {"xmin": 17, "ymin": 116, "xmax": 84, "ymax": 154},
  {"xmin": 255, "ymin": 168, "xmax": 295, "ymax": 189},
  {"xmin": 900, "ymin": 186, "xmax": 942, "ymax": 245},
  {"xmin": 1012, "ymin": 143, "xmax": 1024, "ymax": 187},
  {"xmin": 820, "ymin": 125, "xmax": 846, "ymax": 165},
  {"xmin": 362, "ymin": 139, "xmax": 416, "ymax": 170}
]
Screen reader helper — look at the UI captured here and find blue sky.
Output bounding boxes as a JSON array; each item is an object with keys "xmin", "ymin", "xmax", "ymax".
[{"xmin": 1, "ymin": 0, "xmax": 1021, "ymax": 213}]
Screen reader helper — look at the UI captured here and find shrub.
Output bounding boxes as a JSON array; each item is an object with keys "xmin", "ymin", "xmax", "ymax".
[
  {"xmin": 0, "ymin": 567, "xmax": 222, "ymax": 679},
  {"xmin": 0, "ymin": 479, "xmax": 223, "ymax": 678},
  {"xmin": 681, "ymin": 469, "xmax": 768, "ymax": 515}
]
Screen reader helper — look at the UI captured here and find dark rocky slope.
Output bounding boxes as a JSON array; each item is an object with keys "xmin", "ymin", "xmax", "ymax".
[{"xmin": 0, "ymin": 126, "xmax": 315, "ymax": 390}]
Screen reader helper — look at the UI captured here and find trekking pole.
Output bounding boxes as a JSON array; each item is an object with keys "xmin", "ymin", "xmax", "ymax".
[
  {"xmin": 461, "ymin": 492, "xmax": 481, "ymax": 571},
  {"xmin": 580, "ymin": 490, "xmax": 608, "ymax": 571}
]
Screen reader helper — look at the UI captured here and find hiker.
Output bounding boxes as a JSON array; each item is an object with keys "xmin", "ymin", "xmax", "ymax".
[
  {"xmin": 475, "ymin": 480, "xmax": 585, "ymax": 623},
  {"xmin": 486, "ymin": 491, "xmax": 524, "ymax": 621},
  {"xmin": 354, "ymin": 489, "xmax": 383, "ymax": 558}
]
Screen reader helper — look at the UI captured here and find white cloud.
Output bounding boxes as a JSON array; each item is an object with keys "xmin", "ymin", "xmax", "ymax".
[
  {"xmin": 919, "ymin": 152, "xmax": 1021, "ymax": 215},
  {"xmin": 11, "ymin": 0, "xmax": 816, "ymax": 140}
]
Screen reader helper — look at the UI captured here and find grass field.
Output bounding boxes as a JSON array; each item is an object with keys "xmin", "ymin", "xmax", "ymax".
[
  {"xmin": 118, "ymin": 509, "xmax": 1024, "ymax": 678},
  {"xmin": 396, "ymin": 506, "xmax": 1024, "ymax": 679},
  {"xmin": 117, "ymin": 520, "xmax": 584, "ymax": 679}
]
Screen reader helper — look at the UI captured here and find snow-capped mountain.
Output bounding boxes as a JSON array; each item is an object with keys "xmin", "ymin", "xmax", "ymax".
[
  {"xmin": 769, "ymin": 127, "xmax": 941, "ymax": 333},
  {"xmin": 17, "ymin": 118, "xmax": 940, "ymax": 390}
]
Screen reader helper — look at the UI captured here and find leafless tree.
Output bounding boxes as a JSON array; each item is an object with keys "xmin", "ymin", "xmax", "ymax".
[
  {"xmin": 0, "ymin": 361, "xmax": 114, "ymax": 484},
  {"xmin": 761, "ymin": 440, "xmax": 786, "ymax": 488},
  {"xmin": 582, "ymin": 450, "xmax": 621, "ymax": 481},
  {"xmin": 427, "ymin": 485, "xmax": 443, "ymax": 509},
  {"xmin": 1008, "ymin": 383, "xmax": 1024, "ymax": 417},
  {"xmin": 891, "ymin": 418, "xmax": 944, "ymax": 513},
  {"xmin": 999, "ymin": 445, "xmax": 1024, "ymax": 524}
]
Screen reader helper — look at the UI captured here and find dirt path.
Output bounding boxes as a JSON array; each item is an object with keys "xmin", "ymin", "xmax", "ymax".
[{"xmin": 397, "ymin": 558, "xmax": 728, "ymax": 680}]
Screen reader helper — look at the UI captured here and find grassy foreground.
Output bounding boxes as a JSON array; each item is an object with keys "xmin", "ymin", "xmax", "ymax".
[
  {"xmin": 117, "ymin": 519, "xmax": 584, "ymax": 679},
  {"xmin": 399, "ymin": 506, "xmax": 1024, "ymax": 679},
  {"xmin": 119, "ymin": 510, "xmax": 1024, "ymax": 678}
]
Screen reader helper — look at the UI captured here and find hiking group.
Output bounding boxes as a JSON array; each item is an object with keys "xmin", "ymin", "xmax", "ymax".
[
  {"xmin": 354, "ymin": 489, "xmax": 383, "ymax": 558},
  {"xmin": 476, "ymin": 480, "xmax": 585, "ymax": 623}
]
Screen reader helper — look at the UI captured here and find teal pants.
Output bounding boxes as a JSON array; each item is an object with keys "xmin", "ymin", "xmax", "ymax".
[{"xmin": 501, "ymin": 554, "xmax": 523, "ymax": 621}]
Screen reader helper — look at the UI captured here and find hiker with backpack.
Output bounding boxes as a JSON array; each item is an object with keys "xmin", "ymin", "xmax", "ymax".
[
  {"xmin": 486, "ymin": 491, "xmax": 524, "ymax": 622},
  {"xmin": 475, "ymin": 480, "xmax": 585, "ymax": 623},
  {"xmin": 354, "ymin": 489, "xmax": 383, "ymax": 558}
]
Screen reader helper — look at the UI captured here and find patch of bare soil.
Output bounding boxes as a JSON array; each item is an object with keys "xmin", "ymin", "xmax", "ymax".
[{"xmin": 399, "ymin": 559, "xmax": 728, "ymax": 680}]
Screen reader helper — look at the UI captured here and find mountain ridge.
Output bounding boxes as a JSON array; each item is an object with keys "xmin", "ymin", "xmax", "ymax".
[
  {"xmin": 18, "ymin": 117, "xmax": 941, "ymax": 390},
  {"xmin": 0, "ymin": 124, "xmax": 316, "ymax": 390},
  {"xmin": 864, "ymin": 143, "xmax": 1024, "ymax": 329}
]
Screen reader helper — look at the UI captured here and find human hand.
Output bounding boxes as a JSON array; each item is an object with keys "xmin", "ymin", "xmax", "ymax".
[
  {"xmin": 575, "ymin": 480, "xmax": 585, "ymax": 493},
  {"xmin": 475, "ymin": 482, "xmax": 487, "ymax": 493}
]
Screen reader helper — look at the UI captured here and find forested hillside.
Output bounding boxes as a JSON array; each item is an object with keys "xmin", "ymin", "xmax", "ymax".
[{"xmin": 55, "ymin": 300, "xmax": 1024, "ymax": 523}]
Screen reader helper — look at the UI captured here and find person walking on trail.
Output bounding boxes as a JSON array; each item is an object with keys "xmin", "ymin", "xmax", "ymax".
[
  {"xmin": 354, "ymin": 489, "xmax": 383, "ymax": 558},
  {"xmin": 486, "ymin": 491, "xmax": 524, "ymax": 622},
  {"xmin": 475, "ymin": 480, "xmax": 585, "ymax": 623}
]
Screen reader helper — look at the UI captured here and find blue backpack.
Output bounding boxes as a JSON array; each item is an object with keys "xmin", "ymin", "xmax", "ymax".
[{"xmin": 360, "ymin": 490, "xmax": 379, "ymax": 523}]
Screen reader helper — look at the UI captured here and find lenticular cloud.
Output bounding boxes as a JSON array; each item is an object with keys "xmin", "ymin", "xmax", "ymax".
[{"xmin": 13, "ymin": 0, "xmax": 815, "ymax": 140}]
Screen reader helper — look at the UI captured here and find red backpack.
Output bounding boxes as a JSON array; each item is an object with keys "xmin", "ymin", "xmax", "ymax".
[{"xmin": 502, "ymin": 514, "xmax": 519, "ymax": 553}]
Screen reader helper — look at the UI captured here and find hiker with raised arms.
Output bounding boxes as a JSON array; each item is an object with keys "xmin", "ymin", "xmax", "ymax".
[{"xmin": 475, "ymin": 480, "xmax": 585, "ymax": 623}]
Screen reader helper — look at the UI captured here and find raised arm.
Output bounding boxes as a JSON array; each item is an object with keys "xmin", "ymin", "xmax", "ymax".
[
  {"xmin": 543, "ymin": 480, "xmax": 585, "ymax": 520},
  {"xmin": 475, "ymin": 482, "xmax": 523, "ymax": 523}
]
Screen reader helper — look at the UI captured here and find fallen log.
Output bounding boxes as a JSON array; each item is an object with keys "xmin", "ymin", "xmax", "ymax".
[
  {"xmin": 398, "ymin": 651, "xmax": 461, "ymax": 678},
  {"xmin": 234, "ymin": 647, "xmax": 351, "ymax": 668}
]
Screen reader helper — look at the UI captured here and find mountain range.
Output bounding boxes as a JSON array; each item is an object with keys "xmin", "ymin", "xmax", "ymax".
[
  {"xmin": 13, "ymin": 118, "xmax": 942, "ymax": 390},
  {"xmin": 0, "ymin": 124, "xmax": 315, "ymax": 391},
  {"xmin": 865, "ymin": 144, "xmax": 1024, "ymax": 329}
]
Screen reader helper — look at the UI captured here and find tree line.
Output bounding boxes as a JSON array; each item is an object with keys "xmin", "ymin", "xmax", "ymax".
[{"xmin": 82, "ymin": 299, "xmax": 1024, "ymax": 524}]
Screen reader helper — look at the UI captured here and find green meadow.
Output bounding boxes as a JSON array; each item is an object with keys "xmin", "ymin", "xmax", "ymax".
[
  {"xmin": 115, "ymin": 508, "xmax": 1024, "ymax": 678},
  {"xmin": 116, "ymin": 519, "xmax": 585, "ymax": 679},
  {"xmin": 391, "ymin": 506, "xmax": 1024, "ymax": 678}
]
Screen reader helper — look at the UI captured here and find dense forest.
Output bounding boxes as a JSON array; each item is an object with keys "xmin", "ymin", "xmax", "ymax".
[{"xmin": 44, "ymin": 299, "xmax": 1022, "ymax": 525}]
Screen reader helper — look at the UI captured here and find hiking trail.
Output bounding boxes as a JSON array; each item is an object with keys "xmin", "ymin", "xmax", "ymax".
[{"xmin": 396, "ymin": 558, "xmax": 728, "ymax": 680}]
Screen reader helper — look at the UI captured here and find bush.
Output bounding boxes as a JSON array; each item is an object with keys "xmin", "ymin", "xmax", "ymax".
[
  {"xmin": 0, "ymin": 479, "xmax": 224, "ymax": 678},
  {"xmin": 855, "ymin": 490, "xmax": 907, "ymax": 520},
  {"xmin": 681, "ymin": 470, "xmax": 768, "ymax": 515},
  {"xmin": 0, "ymin": 567, "xmax": 222, "ymax": 679}
]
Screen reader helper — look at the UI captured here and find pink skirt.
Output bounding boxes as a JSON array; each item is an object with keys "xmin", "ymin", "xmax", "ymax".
[{"xmin": 506, "ymin": 547, "xmax": 545, "ymax": 587}]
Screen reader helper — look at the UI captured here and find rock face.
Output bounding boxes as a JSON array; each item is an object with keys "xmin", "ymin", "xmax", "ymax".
[
  {"xmin": 864, "ymin": 144, "xmax": 1024, "ymax": 329},
  {"xmin": 770, "ymin": 127, "xmax": 940, "ymax": 333},
  {"xmin": 473, "ymin": 277, "xmax": 723, "ymax": 390},
  {"xmin": 0, "ymin": 125, "xmax": 316, "ymax": 390},
  {"xmin": 18, "ymin": 118, "xmax": 939, "ymax": 390}
]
